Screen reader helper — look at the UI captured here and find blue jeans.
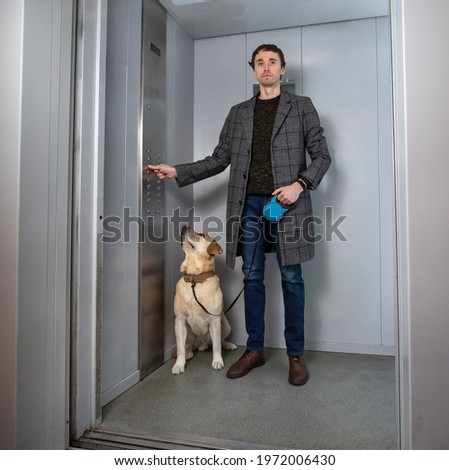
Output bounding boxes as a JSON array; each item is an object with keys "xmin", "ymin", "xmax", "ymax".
[{"xmin": 239, "ymin": 195, "xmax": 305, "ymax": 357}]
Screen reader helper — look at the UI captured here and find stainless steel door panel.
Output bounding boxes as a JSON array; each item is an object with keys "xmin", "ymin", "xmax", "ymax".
[{"xmin": 140, "ymin": 0, "xmax": 167, "ymax": 378}]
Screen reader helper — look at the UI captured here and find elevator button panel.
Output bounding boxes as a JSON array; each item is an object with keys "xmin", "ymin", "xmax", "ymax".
[{"xmin": 143, "ymin": 150, "xmax": 164, "ymax": 217}]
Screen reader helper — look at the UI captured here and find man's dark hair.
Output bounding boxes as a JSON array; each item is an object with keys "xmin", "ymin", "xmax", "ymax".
[{"xmin": 248, "ymin": 44, "xmax": 286, "ymax": 69}]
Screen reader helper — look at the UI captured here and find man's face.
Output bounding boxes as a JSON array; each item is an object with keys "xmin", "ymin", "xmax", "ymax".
[{"xmin": 253, "ymin": 49, "xmax": 285, "ymax": 88}]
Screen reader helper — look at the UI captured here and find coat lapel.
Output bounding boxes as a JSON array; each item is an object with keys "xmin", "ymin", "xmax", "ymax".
[
  {"xmin": 272, "ymin": 92, "xmax": 292, "ymax": 140},
  {"xmin": 242, "ymin": 96, "xmax": 257, "ymax": 147}
]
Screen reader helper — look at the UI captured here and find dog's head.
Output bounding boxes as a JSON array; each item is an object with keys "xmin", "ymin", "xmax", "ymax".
[{"xmin": 180, "ymin": 226, "xmax": 222, "ymax": 274}]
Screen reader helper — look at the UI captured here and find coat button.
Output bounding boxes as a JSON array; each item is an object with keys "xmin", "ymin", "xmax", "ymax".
[
  {"xmin": 239, "ymin": 200, "xmax": 243, "ymax": 205},
  {"xmin": 242, "ymin": 174, "xmax": 246, "ymax": 179}
]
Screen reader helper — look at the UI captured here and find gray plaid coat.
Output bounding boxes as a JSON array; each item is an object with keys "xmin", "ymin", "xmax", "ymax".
[{"xmin": 175, "ymin": 91, "xmax": 331, "ymax": 268}]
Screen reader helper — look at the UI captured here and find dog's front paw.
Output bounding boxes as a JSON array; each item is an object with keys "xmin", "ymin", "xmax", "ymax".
[
  {"xmin": 222, "ymin": 341, "xmax": 237, "ymax": 351},
  {"xmin": 172, "ymin": 361, "xmax": 185, "ymax": 374},
  {"xmin": 211, "ymin": 359, "xmax": 224, "ymax": 370}
]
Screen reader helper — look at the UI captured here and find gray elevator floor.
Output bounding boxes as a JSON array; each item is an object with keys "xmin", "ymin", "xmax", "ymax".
[{"xmin": 101, "ymin": 348, "xmax": 397, "ymax": 449}]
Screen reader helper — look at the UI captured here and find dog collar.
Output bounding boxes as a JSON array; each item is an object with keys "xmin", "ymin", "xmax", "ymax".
[{"xmin": 183, "ymin": 271, "xmax": 215, "ymax": 284}]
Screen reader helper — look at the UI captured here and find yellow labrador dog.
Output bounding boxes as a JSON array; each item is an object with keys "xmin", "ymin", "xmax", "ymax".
[{"xmin": 172, "ymin": 226, "xmax": 237, "ymax": 374}]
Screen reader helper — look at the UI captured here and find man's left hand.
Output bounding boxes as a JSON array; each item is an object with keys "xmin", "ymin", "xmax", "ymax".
[{"xmin": 272, "ymin": 182, "xmax": 303, "ymax": 205}]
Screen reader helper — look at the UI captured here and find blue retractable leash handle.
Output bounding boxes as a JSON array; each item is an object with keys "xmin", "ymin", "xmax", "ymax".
[{"xmin": 263, "ymin": 195, "xmax": 290, "ymax": 222}]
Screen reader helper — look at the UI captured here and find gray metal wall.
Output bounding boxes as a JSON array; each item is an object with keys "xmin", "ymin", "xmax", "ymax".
[
  {"xmin": 392, "ymin": 0, "xmax": 449, "ymax": 450},
  {"xmin": 101, "ymin": 0, "xmax": 141, "ymax": 406},
  {"xmin": 139, "ymin": 0, "xmax": 167, "ymax": 380},
  {"xmin": 0, "ymin": 0, "xmax": 74, "ymax": 449},
  {"xmin": 164, "ymin": 15, "xmax": 195, "ymax": 354},
  {"xmin": 0, "ymin": 0, "xmax": 23, "ymax": 450},
  {"xmin": 71, "ymin": 0, "xmax": 108, "ymax": 436},
  {"xmin": 18, "ymin": 0, "xmax": 73, "ymax": 449}
]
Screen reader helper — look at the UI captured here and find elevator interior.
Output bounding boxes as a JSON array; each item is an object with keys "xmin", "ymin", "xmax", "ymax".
[{"xmin": 75, "ymin": 0, "xmax": 396, "ymax": 448}]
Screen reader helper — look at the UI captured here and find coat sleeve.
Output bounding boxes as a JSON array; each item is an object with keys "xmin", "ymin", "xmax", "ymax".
[
  {"xmin": 174, "ymin": 108, "xmax": 234, "ymax": 187},
  {"xmin": 299, "ymin": 97, "xmax": 331, "ymax": 190}
]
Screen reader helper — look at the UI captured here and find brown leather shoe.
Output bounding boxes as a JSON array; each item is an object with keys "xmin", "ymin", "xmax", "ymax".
[
  {"xmin": 288, "ymin": 356, "xmax": 309, "ymax": 385},
  {"xmin": 226, "ymin": 350, "xmax": 265, "ymax": 379}
]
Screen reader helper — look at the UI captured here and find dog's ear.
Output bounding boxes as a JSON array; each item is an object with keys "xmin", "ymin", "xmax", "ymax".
[{"xmin": 207, "ymin": 241, "xmax": 223, "ymax": 256}]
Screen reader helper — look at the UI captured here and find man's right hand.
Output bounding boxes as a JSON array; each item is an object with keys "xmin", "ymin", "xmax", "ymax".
[{"xmin": 147, "ymin": 163, "xmax": 177, "ymax": 179}]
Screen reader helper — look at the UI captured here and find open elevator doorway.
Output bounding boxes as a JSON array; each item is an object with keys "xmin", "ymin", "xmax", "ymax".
[{"xmin": 72, "ymin": 0, "xmax": 398, "ymax": 450}]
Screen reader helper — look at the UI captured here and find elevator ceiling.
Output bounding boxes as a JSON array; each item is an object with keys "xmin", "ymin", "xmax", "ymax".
[{"xmin": 159, "ymin": 0, "xmax": 389, "ymax": 39}]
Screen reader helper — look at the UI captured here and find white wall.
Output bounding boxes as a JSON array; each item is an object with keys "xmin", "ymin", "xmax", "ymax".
[{"xmin": 193, "ymin": 18, "xmax": 395, "ymax": 356}]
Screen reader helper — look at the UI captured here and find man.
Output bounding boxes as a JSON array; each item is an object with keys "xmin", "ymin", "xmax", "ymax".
[{"xmin": 149, "ymin": 44, "xmax": 331, "ymax": 385}]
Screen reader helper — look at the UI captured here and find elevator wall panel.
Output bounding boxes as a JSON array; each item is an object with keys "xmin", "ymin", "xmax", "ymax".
[
  {"xmin": 140, "ymin": 0, "xmax": 167, "ymax": 378},
  {"xmin": 102, "ymin": 0, "xmax": 141, "ymax": 405},
  {"xmin": 164, "ymin": 16, "xmax": 195, "ymax": 355},
  {"xmin": 301, "ymin": 18, "xmax": 394, "ymax": 353},
  {"xmin": 16, "ymin": 0, "xmax": 73, "ymax": 448}
]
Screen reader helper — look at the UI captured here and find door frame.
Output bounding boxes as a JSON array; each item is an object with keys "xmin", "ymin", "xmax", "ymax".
[{"xmin": 70, "ymin": 0, "xmax": 411, "ymax": 449}]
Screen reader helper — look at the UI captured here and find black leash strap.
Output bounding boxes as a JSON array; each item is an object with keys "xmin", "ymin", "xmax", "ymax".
[
  {"xmin": 224, "ymin": 286, "xmax": 244, "ymax": 314},
  {"xmin": 190, "ymin": 280, "xmax": 220, "ymax": 316},
  {"xmin": 190, "ymin": 279, "xmax": 243, "ymax": 317},
  {"xmin": 190, "ymin": 237, "xmax": 257, "ymax": 317}
]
